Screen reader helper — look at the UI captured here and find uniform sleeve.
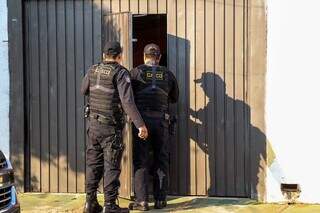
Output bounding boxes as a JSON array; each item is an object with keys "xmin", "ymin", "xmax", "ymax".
[
  {"xmin": 116, "ymin": 68, "xmax": 145, "ymax": 129},
  {"xmin": 129, "ymin": 67, "xmax": 143, "ymax": 94},
  {"xmin": 168, "ymin": 71, "xmax": 179, "ymax": 103},
  {"xmin": 81, "ymin": 72, "xmax": 90, "ymax": 96}
]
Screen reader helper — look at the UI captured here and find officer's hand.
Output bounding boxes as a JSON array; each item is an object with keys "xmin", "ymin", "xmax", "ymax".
[{"xmin": 138, "ymin": 125, "xmax": 148, "ymax": 140}]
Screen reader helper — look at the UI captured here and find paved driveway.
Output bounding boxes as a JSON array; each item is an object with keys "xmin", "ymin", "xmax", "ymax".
[{"xmin": 18, "ymin": 193, "xmax": 320, "ymax": 212}]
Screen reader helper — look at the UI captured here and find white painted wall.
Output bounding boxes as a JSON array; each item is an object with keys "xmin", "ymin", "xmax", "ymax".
[
  {"xmin": 267, "ymin": 0, "xmax": 320, "ymax": 204},
  {"xmin": 0, "ymin": 0, "xmax": 9, "ymax": 158}
]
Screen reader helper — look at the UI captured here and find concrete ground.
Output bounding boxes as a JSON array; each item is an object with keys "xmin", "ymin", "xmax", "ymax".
[{"xmin": 18, "ymin": 193, "xmax": 320, "ymax": 213}]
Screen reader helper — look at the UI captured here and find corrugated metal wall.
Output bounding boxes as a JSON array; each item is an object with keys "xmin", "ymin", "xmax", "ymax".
[
  {"xmin": 24, "ymin": 0, "xmax": 167, "ymax": 193},
  {"xmin": 24, "ymin": 0, "xmax": 251, "ymax": 197},
  {"xmin": 167, "ymin": 0, "xmax": 250, "ymax": 197},
  {"xmin": 168, "ymin": 0, "xmax": 250, "ymax": 197}
]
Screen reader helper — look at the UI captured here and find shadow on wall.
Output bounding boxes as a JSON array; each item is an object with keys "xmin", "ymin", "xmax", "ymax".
[
  {"xmin": 168, "ymin": 34, "xmax": 270, "ymax": 200},
  {"xmin": 189, "ymin": 72, "xmax": 266, "ymax": 198}
]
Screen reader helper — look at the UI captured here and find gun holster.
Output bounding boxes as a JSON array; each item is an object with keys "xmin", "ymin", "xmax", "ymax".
[
  {"xmin": 84, "ymin": 104, "xmax": 90, "ymax": 118},
  {"xmin": 168, "ymin": 115, "xmax": 177, "ymax": 136}
]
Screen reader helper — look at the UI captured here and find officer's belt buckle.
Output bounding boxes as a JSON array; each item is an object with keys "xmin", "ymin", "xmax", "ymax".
[
  {"xmin": 89, "ymin": 114, "xmax": 98, "ymax": 119},
  {"xmin": 90, "ymin": 113, "xmax": 109, "ymax": 124},
  {"xmin": 97, "ymin": 117, "xmax": 107, "ymax": 124}
]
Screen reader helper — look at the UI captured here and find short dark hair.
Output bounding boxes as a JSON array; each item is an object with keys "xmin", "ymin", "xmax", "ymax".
[
  {"xmin": 144, "ymin": 53, "xmax": 160, "ymax": 61},
  {"xmin": 104, "ymin": 53, "xmax": 121, "ymax": 60},
  {"xmin": 144, "ymin": 43, "xmax": 161, "ymax": 56}
]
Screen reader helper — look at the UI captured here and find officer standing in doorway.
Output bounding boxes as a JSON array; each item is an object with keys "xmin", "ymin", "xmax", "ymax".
[
  {"xmin": 129, "ymin": 44, "xmax": 179, "ymax": 211},
  {"xmin": 81, "ymin": 41, "xmax": 148, "ymax": 213}
]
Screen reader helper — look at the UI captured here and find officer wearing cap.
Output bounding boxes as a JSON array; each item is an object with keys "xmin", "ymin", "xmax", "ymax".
[
  {"xmin": 81, "ymin": 41, "xmax": 148, "ymax": 213},
  {"xmin": 128, "ymin": 44, "xmax": 179, "ymax": 211}
]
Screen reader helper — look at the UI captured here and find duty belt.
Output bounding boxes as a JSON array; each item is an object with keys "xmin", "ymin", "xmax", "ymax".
[
  {"xmin": 141, "ymin": 110, "xmax": 170, "ymax": 121},
  {"xmin": 89, "ymin": 113, "xmax": 114, "ymax": 125}
]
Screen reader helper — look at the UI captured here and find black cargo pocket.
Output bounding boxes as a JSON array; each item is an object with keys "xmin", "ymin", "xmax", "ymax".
[
  {"xmin": 88, "ymin": 129, "xmax": 106, "ymax": 146},
  {"xmin": 88, "ymin": 130, "xmax": 98, "ymax": 145},
  {"xmin": 106, "ymin": 134, "xmax": 125, "ymax": 167}
]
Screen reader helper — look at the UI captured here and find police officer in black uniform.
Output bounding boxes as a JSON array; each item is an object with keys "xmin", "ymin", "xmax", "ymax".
[
  {"xmin": 81, "ymin": 41, "xmax": 148, "ymax": 213},
  {"xmin": 128, "ymin": 44, "xmax": 179, "ymax": 211}
]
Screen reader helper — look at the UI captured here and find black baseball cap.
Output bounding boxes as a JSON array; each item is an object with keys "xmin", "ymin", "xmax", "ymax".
[
  {"xmin": 144, "ymin": 43, "xmax": 161, "ymax": 56},
  {"xmin": 103, "ymin": 41, "xmax": 122, "ymax": 55}
]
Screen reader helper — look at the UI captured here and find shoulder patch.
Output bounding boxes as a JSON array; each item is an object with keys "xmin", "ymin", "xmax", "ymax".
[{"xmin": 95, "ymin": 65, "xmax": 112, "ymax": 75}]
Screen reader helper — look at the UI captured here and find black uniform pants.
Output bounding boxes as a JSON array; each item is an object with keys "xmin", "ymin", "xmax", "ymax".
[
  {"xmin": 86, "ymin": 119, "xmax": 124, "ymax": 204},
  {"xmin": 133, "ymin": 113, "xmax": 169, "ymax": 202}
]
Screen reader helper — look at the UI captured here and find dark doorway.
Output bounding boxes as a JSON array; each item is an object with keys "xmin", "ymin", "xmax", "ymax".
[{"xmin": 132, "ymin": 14, "xmax": 167, "ymax": 67}]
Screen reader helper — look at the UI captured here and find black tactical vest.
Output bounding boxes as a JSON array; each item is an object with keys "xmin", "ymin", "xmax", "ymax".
[
  {"xmin": 135, "ymin": 65, "xmax": 170, "ymax": 112},
  {"xmin": 88, "ymin": 62, "xmax": 124, "ymax": 122}
]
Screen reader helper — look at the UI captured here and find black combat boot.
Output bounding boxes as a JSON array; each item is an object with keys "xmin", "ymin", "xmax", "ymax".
[
  {"xmin": 83, "ymin": 193, "xmax": 103, "ymax": 213},
  {"xmin": 128, "ymin": 201, "xmax": 149, "ymax": 211},
  {"xmin": 154, "ymin": 200, "xmax": 167, "ymax": 209},
  {"xmin": 102, "ymin": 202, "xmax": 129, "ymax": 213}
]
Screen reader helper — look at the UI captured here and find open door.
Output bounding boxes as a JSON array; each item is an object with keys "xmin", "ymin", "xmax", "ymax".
[{"xmin": 103, "ymin": 12, "xmax": 133, "ymax": 199}]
